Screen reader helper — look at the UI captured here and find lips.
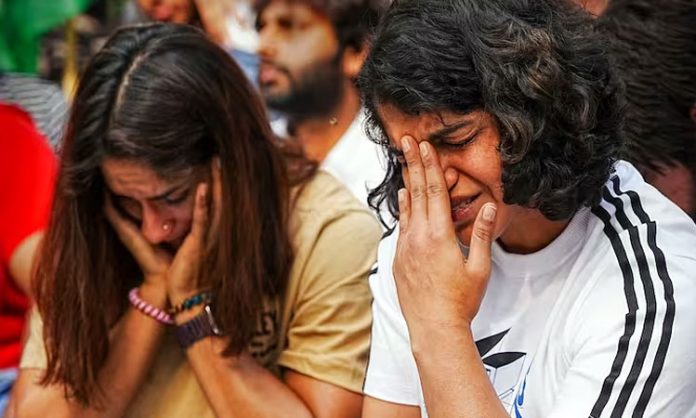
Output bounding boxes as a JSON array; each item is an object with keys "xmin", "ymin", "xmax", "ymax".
[
  {"xmin": 259, "ymin": 62, "xmax": 282, "ymax": 86},
  {"xmin": 450, "ymin": 193, "xmax": 481, "ymax": 224}
]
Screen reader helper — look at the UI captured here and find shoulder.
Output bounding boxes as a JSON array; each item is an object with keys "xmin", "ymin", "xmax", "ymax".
[
  {"xmin": 565, "ymin": 161, "xmax": 696, "ymax": 380},
  {"xmin": 290, "ymin": 170, "xmax": 381, "ymax": 235},
  {"xmin": 287, "ymin": 170, "xmax": 382, "ymax": 285}
]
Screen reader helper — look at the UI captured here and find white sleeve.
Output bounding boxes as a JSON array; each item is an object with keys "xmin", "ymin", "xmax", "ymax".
[
  {"xmin": 363, "ymin": 229, "xmax": 422, "ymax": 406},
  {"xmin": 547, "ymin": 235, "xmax": 696, "ymax": 418}
]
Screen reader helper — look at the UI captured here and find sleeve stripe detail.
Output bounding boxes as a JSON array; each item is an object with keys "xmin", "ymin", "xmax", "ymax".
[
  {"xmin": 589, "ymin": 202, "xmax": 641, "ymax": 417},
  {"xmin": 588, "ymin": 176, "xmax": 676, "ymax": 418}
]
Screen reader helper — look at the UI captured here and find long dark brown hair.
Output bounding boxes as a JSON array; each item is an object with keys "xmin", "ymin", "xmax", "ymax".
[{"xmin": 34, "ymin": 22, "xmax": 315, "ymax": 405}]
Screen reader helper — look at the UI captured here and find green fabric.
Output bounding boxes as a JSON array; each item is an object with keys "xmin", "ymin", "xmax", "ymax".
[{"xmin": 0, "ymin": 0, "xmax": 94, "ymax": 73}]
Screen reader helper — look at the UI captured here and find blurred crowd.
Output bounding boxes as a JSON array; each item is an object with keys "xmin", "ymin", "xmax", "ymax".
[{"xmin": 0, "ymin": 0, "xmax": 695, "ymax": 417}]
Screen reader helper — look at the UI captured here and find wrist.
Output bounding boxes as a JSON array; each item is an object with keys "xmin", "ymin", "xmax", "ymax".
[
  {"xmin": 408, "ymin": 318, "xmax": 473, "ymax": 359},
  {"xmin": 138, "ymin": 282, "xmax": 169, "ymax": 309},
  {"xmin": 168, "ymin": 287, "xmax": 204, "ymax": 307},
  {"xmin": 174, "ymin": 304, "xmax": 205, "ymax": 325}
]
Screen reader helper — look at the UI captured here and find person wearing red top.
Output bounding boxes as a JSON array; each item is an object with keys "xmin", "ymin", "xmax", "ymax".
[{"xmin": 0, "ymin": 103, "xmax": 56, "ymax": 415}]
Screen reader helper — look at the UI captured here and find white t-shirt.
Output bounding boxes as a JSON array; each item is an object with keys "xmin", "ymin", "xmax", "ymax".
[
  {"xmin": 321, "ymin": 110, "xmax": 386, "ymax": 209},
  {"xmin": 364, "ymin": 161, "xmax": 696, "ymax": 418}
]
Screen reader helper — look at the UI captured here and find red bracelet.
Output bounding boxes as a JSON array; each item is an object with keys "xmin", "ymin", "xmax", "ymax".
[{"xmin": 128, "ymin": 288, "xmax": 174, "ymax": 325}]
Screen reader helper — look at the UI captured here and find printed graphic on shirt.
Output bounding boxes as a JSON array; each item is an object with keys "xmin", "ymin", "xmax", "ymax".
[
  {"xmin": 477, "ymin": 329, "xmax": 527, "ymax": 412},
  {"xmin": 249, "ymin": 298, "xmax": 280, "ymax": 366}
]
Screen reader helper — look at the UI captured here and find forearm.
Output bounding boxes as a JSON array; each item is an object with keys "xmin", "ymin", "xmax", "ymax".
[
  {"xmin": 409, "ymin": 323, "xmax": 509, "ymax": 418},
  {"xmin": 15, "ymin": 284, "xmax": 167, "ymax": 418},
  {"xmin": 176, "ymin": 307, "xmax": 314, "ymax": 418}
]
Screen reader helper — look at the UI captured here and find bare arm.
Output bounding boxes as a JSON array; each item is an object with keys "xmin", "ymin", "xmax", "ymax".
[
  {"xmin": 7, "ymin": 231, "xmax": 43, "ymax": 296},
  {"xmin": 9, "ymin": 199, "xmax": 176, "ymax": 418},
  {"xmin": 393, "ymin": 138, "xmax": 507, "ymax": 418},
  {"xmin": 175, "ymin": 305, "xmax": 362, "ymax": 418},
  {"xmin": 163, "ymin": 170, "xmax": 366, "ymax": 418},
  {"xmin": 7, "ymin": 284, "xmax": 167, "ymax": 418}
]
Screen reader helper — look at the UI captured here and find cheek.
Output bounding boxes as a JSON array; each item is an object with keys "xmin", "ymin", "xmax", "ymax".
[{"xmin": 167, "ymin": 206, "xmax": 195, "ymax": 235}]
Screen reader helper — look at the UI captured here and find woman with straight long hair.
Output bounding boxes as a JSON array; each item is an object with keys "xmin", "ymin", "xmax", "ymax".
[{"xmin": 8, "ymin": 22, "xmax": 380, "ymax": 418}]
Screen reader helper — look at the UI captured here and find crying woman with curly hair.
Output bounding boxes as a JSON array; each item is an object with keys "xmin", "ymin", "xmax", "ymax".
[{"xmin": 359, "ymin": 0, "xmax": 696, "ymax": 417}]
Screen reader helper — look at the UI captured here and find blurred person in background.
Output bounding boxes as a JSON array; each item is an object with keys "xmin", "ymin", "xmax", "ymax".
[
  {"xmin": 256, "ymin": 0, "xmax": 389, "ymax": 217},
  {"xmin": 7, "ymin": 23, "xmax": 380, "ymax": 418},
  {"xmin": 0, "ymin": 104, "xmax": 56, "ymax": 416},
  {"xmin": 136, "ymin": 0, "xmax": 260, "ymax": 84},
  {"xmin": 0, "ymin": 72, "xmax": 68, "ymax": 150},
  {"xmin": 596, "ymin": 0, "xmax": 696, "ymax": 219},
  {"xmin": 571, "ymin": 0, "xmax": 696, "ymax": 218}
]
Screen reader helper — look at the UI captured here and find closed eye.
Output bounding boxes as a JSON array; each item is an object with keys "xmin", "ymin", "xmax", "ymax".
[
  {"xmin": 439, "ymin": 132, "xmax": 478, "ymax": 150},
  {"xmin": 163, "ymin": 189, "xmax": 190, "ymax": 205}
]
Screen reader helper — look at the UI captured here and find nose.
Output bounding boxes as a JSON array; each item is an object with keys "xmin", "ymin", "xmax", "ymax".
[
  {"xmin": 257, "ymin": 23, "xmax": 277, "ymax": 59},
  {"xmin": 140, "ymin": 206, "xmax": 172, "ymax": 246},
  {"xmin": 439, "ymin": 154, "xmax": 459, "ymax": 192}
]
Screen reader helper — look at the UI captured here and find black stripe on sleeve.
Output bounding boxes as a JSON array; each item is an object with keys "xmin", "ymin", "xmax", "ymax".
[
  {"xmin": 589, "ymin": 201, "xmax": 640, "ymax": 418},
  {"xmin": 601, "ymin": 188, "xmax": 658, "ymax": 417},
  {"xmin": 615, "ymin": 187, "xmax": 676, "ymax": 418},
  {"xmin": 589, "ymin": 177, "xmax": 676, "ymax": 418}
]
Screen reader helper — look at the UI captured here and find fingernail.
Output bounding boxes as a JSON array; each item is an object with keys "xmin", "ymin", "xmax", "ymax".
[
  {"xmin": 483, "ymin": 204, "xmax": 496, "ymax": 222},
  {"xmin": 419, "ymin": 141, "xmax": 429, "ymax": 157},
  {"xmin": 398, "ymin": 188, "xmax": 406, "ymax": 202},
  {"xmin": 401, "ymin": 137, "xmax": 410, "ymax": 153}
]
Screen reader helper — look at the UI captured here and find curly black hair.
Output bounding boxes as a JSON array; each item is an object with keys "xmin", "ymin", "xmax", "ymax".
[
  {"xmin": 359, "ymin": 0, "xmax": 624, "ymax": 227},
  {"xmin": 254, "ymin": 0, "xmax": 387, "ymax": 51}
]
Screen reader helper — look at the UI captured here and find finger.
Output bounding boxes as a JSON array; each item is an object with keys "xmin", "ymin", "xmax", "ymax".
[
  {"xmin": 188, "ymin": 183, "xmax": 210, "ymax": 243},
  {"xmin": 466, "ymin": 203, "xmax": 497, "ymax": 280},
  {"xmin": 104, "ymin": 198, "xmax": 160, "ymax": 270},
  {"xmin": 208, "ymin": 158, "xmax": 223, "ymax": 244},
  {"xmin": 398, "ymin": 188, "xmax": 411, "ymax": 231},
  {"xmin": 401, "ymin": 136, "xmax": 427, "ymax": 218},
  {"xmin": 419, "ymin": 141, "xmax": 452, "ymax": 228}
]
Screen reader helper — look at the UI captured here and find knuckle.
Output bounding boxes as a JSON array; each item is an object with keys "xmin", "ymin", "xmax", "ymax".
[
  {"xmin": 427, "ymin": 182, "xmax": 444, "ymax": 196},
  {"xmin": 473, "ymin": 225, "xmax": 492, "ymax": 242},
  {"xmin": 410, "ymin": 184, "xmax": 426, "ymax": 200}
]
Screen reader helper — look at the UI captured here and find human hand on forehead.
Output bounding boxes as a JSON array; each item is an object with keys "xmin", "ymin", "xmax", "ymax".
[{"xmin": 393, "ymin": 135, "xmax": 498, "ymax": 330}]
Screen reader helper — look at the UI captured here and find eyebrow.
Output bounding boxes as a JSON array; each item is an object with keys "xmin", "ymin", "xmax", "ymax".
[
  {"xmin": 112, "ymin": 183, "xmax": 187, "ymax": 202},
  {"xmin": 148, "ymin": 184, "xmax": 188, "ymax": 201},
  {"xmin": 427, "ymin": 120, "xmax": 474, "ymax": 143}
]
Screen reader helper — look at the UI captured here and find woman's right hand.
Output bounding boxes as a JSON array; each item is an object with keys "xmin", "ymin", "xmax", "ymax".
[{"xmin": 104, "ymin": 199, "xmax": 172, "ymax": 288}]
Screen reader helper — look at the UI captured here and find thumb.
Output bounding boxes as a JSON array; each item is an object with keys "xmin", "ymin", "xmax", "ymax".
[{"xmin": 466, "ymin": 203, "xmax": 497, "ymax": 279}]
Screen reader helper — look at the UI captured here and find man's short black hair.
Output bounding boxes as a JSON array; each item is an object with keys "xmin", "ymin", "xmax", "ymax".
[
  {"xmin": 254, "ymin": 0, "xmax": 387, "ymax": 50},
  {"xmin": 359, "ymin": 0, "xmax": 624, "ymax": 226}
]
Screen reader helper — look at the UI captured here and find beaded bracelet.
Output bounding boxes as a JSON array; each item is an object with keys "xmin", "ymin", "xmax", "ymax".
[
  {"xmin": 167, "ymin": 291, "xmax": 213, "ymax": 316},
  {"xmin": 128, "ymin": 288, "xmax": 175, "ymax": 325}
]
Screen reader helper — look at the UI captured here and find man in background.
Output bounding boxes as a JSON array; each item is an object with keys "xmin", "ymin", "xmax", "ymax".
[{"xmin": 256, "ymin": 0, "xmax": 388, "ymax": 214}]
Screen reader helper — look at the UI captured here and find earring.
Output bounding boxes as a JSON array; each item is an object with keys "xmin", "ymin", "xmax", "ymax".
[{"xmin": 162, "ymin": 222, "xmax": 172, "ymax": 231}]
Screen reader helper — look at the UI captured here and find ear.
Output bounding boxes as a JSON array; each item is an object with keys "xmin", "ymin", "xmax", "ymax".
[{"xmin": 341, "ymin": 41, "xmax": 369, "ymax": 80}]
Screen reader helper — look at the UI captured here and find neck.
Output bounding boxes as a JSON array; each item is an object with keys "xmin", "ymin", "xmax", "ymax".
[
  {"xmin": 498, "ymin": 208, "xmax": 571, "ymax": 254},
  {"xmin": 291, "ymin": 81, "xmax": 361, "ymax": 162}
]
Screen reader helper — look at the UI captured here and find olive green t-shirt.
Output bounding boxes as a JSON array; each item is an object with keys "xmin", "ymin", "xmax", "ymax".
[{"xmin": 21, "ymin": 171, "xmax": 382, "ymax": 418}]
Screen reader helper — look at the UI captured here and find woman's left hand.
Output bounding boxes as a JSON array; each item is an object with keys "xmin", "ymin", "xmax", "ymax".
[
  {"xmin": 393, "ymin": 136, "xmax": 498, "ymax": 335},
  {"xmin": 167, "ymin": 159, "xmax": 222, "ymax": 302}
]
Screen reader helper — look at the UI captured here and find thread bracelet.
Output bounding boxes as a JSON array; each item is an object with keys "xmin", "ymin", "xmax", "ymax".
[
  {"xmin": 168, "ymin": 291, "xmax": 213, "ymax": 316},
  {"xmin": 128, "ymin": 287, "xmax": 175, "ymax": 325}
]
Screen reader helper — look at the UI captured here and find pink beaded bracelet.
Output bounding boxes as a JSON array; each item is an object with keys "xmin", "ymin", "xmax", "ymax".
[{"xmin": 128, "ymin": 288, "xmax": 174, "ymax": 325}]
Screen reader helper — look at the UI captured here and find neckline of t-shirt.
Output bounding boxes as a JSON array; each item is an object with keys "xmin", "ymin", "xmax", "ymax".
[{"xmin": 490, "ymin": 207, "xmax": 591, "ymax": 279}]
